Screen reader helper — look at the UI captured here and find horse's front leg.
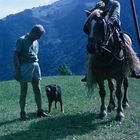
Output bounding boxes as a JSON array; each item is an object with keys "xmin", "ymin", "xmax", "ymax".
[
  {"xmin": 115, "ymin": 78, "xmax": 124, "ymax": 121},
  {"xmin": 122, "ymin": 77, "xmax": 129, "ymax": 109},
  {"xmin": 98, "ymin": 80, "xmax": 107, "ymax": 119},
  {"xmin": 107, "ymin": 78, "xmax": 116, "ymax": 112}
]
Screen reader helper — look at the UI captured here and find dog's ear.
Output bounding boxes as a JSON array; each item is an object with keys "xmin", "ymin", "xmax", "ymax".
[{"xmin": 45, "ymin": 86, "xmax": 51, "ymax": 92}]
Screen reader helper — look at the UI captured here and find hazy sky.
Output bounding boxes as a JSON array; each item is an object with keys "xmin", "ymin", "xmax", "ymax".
[{"xmin": 0, "ymin": 0, "xmax": 59, "ymax": 19}]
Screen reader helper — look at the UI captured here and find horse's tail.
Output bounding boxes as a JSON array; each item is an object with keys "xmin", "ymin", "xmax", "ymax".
[
  {"xmin": 86, "ymin": 54, "xmax": 97, "ymax": 96},
  {"xmin": 124, "ymin": 34, "xmax": 140, "ymax": 70}
]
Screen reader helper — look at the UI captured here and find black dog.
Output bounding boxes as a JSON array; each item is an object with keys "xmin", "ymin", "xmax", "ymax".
[{"xmin": 45, "ymin": 84, "xmax": 64, "ymax": 113}]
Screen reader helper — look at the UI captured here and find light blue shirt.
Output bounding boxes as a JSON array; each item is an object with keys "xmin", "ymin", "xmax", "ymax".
[{"xmin": 15, "ymin": 34, "xmax": 39, "ymax": 63}]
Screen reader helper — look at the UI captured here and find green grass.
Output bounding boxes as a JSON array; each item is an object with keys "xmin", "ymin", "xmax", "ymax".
[{"xmin": 0, "ymin": 76, "xmax": 140, "ymax": 140}]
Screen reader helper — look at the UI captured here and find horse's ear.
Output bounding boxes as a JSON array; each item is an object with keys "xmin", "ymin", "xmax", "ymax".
[{"xmin": 100, "ymin": 9, "xmax": 110, "ymax": 18}]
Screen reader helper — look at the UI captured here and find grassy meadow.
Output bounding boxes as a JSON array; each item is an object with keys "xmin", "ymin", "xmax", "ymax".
[{"xmin": 0, "ymin": 76, "xmax": 140, "ymax": 140}]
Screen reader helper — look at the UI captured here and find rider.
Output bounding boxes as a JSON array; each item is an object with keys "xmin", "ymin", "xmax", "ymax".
[
  {"xmin": 86, "ymin": 0, "xmax": 121, "ymax": 26},
  {"xmin": 85, "ymin": 0, "xmax": 122, "ymax": 44}
]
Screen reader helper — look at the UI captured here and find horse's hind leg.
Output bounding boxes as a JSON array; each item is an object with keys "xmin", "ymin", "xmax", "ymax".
[
  {"xmin": 107, "ymin": 78, "xmax": 116, "ymax": 112},
  {"xmin": 122, "ymin": 77, "xmax": 129, "ymax": 109},
  {"xmin": 98, "ymin": 80, "xmax": 107, "ymax": 119},
  {"xmin": 115, "ymin": 78, "xmax": 124, "ymax": 121}
]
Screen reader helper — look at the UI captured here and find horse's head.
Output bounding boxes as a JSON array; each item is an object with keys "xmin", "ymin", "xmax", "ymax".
[
  {"xmin": 86, "ymin": 9, "xmax": 121, "ymax": 67},
  {"xmin": 88, "ymin": 9, "xmax": 109, "ymax": 45}
]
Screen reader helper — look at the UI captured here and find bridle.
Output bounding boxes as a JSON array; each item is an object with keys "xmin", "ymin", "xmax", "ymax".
[{"xmin": 89, "ymin": 17, "xmax": 125, "ymax": 62}]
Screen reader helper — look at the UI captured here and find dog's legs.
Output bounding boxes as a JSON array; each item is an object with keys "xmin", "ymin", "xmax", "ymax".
[
  {"xmin": 55, "ymin": 101, "xmax": 57, "ymax": 109},
  {"xmin": 60, "ymin": 99, "xmax": 64, "ymax": 113},
  {"xmin": 48, "ymin": 100, "xmax": 53, "ymax": 113}
]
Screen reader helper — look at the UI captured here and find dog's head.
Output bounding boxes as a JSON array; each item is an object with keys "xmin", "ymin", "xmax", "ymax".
[{"xmin": 45, "ymin": 84, "xmax": 61, "ymax": 99}]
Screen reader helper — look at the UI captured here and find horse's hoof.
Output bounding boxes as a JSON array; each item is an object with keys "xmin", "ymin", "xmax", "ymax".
[
  {"xmin": 115, "ymin": 112, "xmax": 124, "ymax": 122},
  {"xmin": 99, "ymin": 110, "xmax": 107, "ymax": 119},
  {"xmin": 123, "ymin": 102, "xmax": 129, "ymax": 109},
  {"xmin": 107, "ymin": 103, "xmax": 116, "ymax": 112}
]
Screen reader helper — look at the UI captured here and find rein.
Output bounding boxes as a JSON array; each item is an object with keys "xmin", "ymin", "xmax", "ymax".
[
  {"xmin": 101, "ymin": 46, "xmax": 124, "ymax": 61},
  {"xmin": 98, "ymin": 22, "xmax": 125, "ymax": 62}
]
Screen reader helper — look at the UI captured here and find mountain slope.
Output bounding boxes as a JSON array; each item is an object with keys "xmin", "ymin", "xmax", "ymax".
[{"xmin": 0, "ymin": 0, "xmax": 139, "ymax": 80}]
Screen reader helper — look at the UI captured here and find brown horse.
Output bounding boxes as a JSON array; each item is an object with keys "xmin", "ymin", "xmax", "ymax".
[{"xmin": 84, "ymin": 9, "xmax": 140, "ymax": 121}]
